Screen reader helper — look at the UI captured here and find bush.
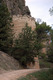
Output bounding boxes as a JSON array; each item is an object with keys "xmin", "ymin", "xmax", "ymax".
[
  {"xmin": 39, "ymin": 59, "xmax": 53, "ymax": 68},
  {"xmin": 39, "ymin": 53, "xmax": 46, "ymax": 60},
  {"xmin": 47, "ymin": 48, "xmax": 53, "ymax": 63}
]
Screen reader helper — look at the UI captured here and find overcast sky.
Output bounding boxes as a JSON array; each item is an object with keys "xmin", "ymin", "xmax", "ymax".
[{"xmin": 26, "ymin": 0, "xmax": 53, "ymax": 28}]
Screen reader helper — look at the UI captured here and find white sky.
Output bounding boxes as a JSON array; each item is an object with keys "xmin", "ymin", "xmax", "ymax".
[{"xmin": 26, "ymin": 0, "xmax": 53, "ymax": 27}]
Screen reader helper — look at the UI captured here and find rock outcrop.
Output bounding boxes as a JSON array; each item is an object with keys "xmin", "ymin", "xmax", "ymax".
[
  {"xmin": 3, "ymin": 0, "xmax": 30, "ymax": 15},
  {"xmin": 0, "ymin": 51, "xmax": 21, "ymax": 74},
  {"xmin": 3, "ymin": 0, "xmax": 36, "ymax": 38},
  {"xmin": 13, "ymin": 15, "xmax": 36, "ymax": 38}
]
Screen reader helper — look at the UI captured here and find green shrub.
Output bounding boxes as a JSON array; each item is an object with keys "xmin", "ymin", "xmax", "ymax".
[{"xmin": 39, "ymin": 59, "xmax": 53, "ymax": 68}]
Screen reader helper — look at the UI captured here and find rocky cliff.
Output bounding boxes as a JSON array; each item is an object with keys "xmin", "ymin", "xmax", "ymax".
[
  {"xmin": 3, "ymin": 0, "xmax": 30, "ymax": 15},
  {"xmin": 3, "ymin": 0, "xmax": 36, "ymax": 38},
  {"xmin": 13, "ymin": 15, "xmax": 36, "ymax": 38},
  {"xmin": 2, "ymin": 0, "xmax": 39, "ymax": 69}
]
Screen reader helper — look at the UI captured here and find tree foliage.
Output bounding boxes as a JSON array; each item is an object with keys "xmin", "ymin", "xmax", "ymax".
[
  {"xmin": 0, "ymin": 1, "xmax": 13, "ymax": 53},
  {"xmin": 36, "ymin": 22, "xmax": 51, "ymax": 56},
  {"xmin": 49, "ymin": 7, "xmax": 53, "ymax": 16},
  {"xmin": 12, "ymin": 24, "xmax": 37, "ymax": 67},
  {"xmin": 36, "ymin": 22, "xmax": 51, "ymax": 41},
  {"xmin": 47, "ymin": 45, "xmax": 53, "ymax": 63},
  {"xmin": 47, "ymin": 29, "xmax": 53, "ymax": 62}
]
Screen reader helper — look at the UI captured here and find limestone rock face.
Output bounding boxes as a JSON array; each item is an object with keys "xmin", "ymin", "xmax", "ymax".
[
  {"xmin": 3, "ymin": 0, "xmax": 30, "ymax": 15},
  {"xmin": 13, "ymin": 15, "xmax": 36, "ymax": 38},
  {"xmin": 3, "ymin": 0, "xmax": 36, "ymax": 38}
]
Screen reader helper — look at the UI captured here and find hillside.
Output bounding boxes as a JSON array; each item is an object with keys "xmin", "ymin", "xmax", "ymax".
[{"xmin": 0, "ymin": 51, "xmax": 21, "ymax": 74}]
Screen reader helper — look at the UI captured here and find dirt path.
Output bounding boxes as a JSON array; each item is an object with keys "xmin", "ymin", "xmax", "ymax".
[{"xmin": 0, "ymin": 69, "xmax": 40, "ymax": 80}]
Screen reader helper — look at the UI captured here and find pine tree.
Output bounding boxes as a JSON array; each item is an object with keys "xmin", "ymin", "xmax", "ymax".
[
  {"xmin": 36, "ymin": 22, "xmax": 51, "ymax": 54},
  {"xmin": 0, "ymin": 1, "xmax": 13, "ymax": 53},
  {"xmin": 12, "ymin": 24, "xmax": 37, "ymax": 67}
]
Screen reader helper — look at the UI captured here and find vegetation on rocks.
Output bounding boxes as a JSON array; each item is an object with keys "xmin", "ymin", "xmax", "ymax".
[
  {"xmin": 0, "ymin": 1, "xmax": 13, "ymax": 53},
  {"xmin": 12, "ymin": 24, "xmax": 37, "ymax": 67},
  {"xmin": 0, "ymin": 0, "xmax": 53, "ymax": 69}
]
